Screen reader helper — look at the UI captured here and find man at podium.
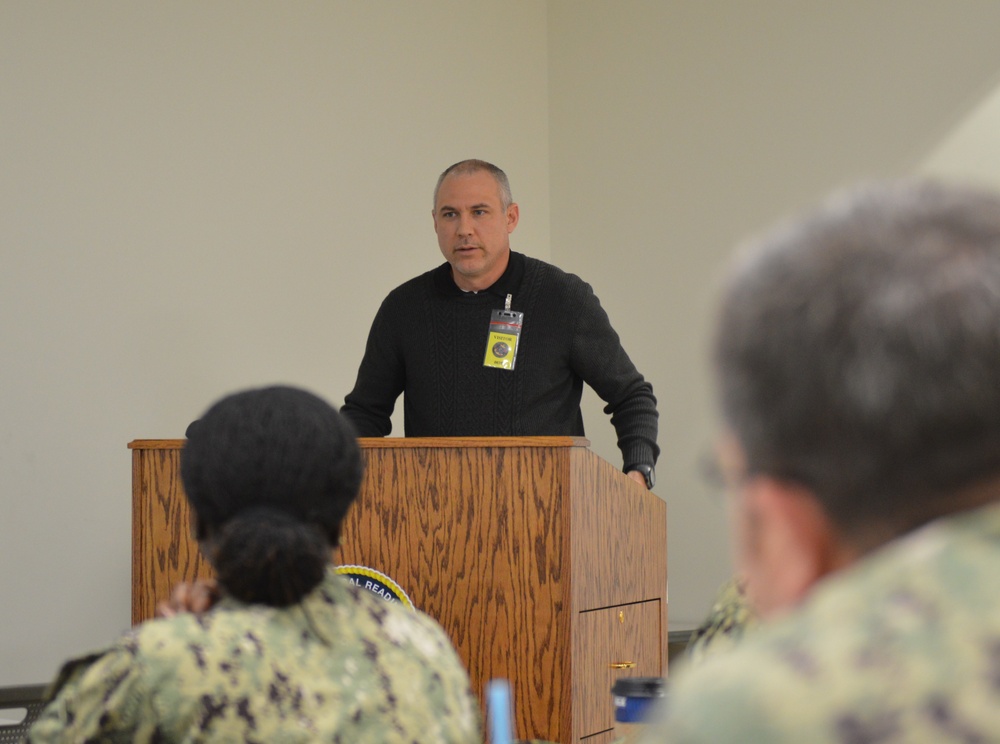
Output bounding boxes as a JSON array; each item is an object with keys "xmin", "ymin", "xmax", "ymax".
[{"xmin": 342, "ymin": 159, "xmax": 659, "ymax": 490}]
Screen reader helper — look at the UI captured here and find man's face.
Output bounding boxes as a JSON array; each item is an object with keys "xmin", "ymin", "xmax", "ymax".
[
  {"xmin": 432, "ymin": 170, "xmax": 519, "ymax": 291},
  {"xmin": 719, "ymin": 434, "xmax": 837, "ymax": 621}
]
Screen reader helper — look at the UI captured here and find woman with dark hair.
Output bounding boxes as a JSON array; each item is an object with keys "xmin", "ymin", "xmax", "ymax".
[{"xmin": 28, "ymin": 386, "xmax": 481, "ymax": 742}]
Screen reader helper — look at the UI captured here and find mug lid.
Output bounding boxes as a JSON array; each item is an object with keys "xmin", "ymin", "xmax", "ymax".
[{"xmin": 611, "ymin": 676, "xmax": 666, "ymax": 698}]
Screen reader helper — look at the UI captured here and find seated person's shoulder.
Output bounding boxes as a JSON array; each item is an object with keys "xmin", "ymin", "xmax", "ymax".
[
  {"xmin": 659, "ymin": 620, "xmax": 829, "ymax": 742},
  {"xmin": 338, "ymin": 577, "xmax": 456, "ymax": 648}
]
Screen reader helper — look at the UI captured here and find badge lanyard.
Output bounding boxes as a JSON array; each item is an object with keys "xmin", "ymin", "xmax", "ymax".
[{"xmin": 483, "ymin": 294, "xmax": 524, "ymax": 371}]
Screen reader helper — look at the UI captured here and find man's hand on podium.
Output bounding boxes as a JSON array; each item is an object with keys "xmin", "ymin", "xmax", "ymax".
[{"xmin": 626, "ymin": 469, "xmax": 647, "ymax": 489}]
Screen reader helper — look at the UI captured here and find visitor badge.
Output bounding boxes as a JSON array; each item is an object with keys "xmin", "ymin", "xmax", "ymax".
[{"xmin": 484, "ymin": 294, "xmax": 523, "ymax": 371}]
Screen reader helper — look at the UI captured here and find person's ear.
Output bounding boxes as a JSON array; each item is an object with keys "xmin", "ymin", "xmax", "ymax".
[
  {"xmin": 506, "ymin": 202, "xmax": 519, "ymax": 233},
  {"xmin": 738, "ymin": 477, "xmax": 846, "ymax": 619}
]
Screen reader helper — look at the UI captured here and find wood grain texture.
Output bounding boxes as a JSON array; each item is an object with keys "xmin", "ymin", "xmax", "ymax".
[
  {"xmin": 340, "ymin": 442, "xmax": 572, "ymax": 741},
  {"xmin": 573, "ymin": 601, "xmax": 662, "ymax": 736},
  {"xmin": 579, "ymin": 730, "xmax": 621, "ymax": 744},
  {"xmin": 130, "ymin": 437, "xmax": 668, "ymax": 742},
  {"xmin": 130, "ymin": 443, "xmax": 212, "ymax": 623},
  {"xmin": 565, "ymin": 447, "xmax": 668, "ymax": 740},
  {"xmin": 568, "ymin": 448, "xmax": 668, "ymax": 612}
]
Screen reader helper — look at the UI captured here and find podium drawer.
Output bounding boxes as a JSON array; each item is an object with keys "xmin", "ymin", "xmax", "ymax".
[{"xmin": 573, "ymin": 599, "xmax": 662, "ymax": 739}]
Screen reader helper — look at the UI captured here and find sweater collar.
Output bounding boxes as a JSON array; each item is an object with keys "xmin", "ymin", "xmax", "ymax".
[{"xmin": 433, "ymin": 251, "xmax": 525, "ymax": 300}]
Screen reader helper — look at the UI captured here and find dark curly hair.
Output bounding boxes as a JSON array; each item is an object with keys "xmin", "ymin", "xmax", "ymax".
[{"xmin": 181, "ymin": 386, "xmax": 363, "ymax": 606}]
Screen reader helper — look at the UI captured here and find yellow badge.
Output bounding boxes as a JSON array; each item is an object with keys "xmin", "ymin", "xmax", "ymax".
[
  {"xmin": 484, "ymin": 296, "xmax": 523, "ymax": 371},
  {"xmin": 484, "ymin": 331, "xmax": 519, "ymax": 369}
]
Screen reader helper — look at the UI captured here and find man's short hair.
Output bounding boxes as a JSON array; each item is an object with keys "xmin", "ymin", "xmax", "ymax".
[
  {"xmin": 433, "ymin": 159, "xmax": 513, "ymax": 210},
  {"xmin": 714, "ymin": 180, "xmax": 1000, "ymax": 537}
]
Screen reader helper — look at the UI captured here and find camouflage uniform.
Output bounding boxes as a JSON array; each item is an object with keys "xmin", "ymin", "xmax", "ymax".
[
  {"xmin": 27, "ymin": 570, "xmax": 481, "ymax": 743},
  {"xmin": 642, "ymin": 502, "xmax": 1000, "ymax": 743},
  {"xmin": 684, "ymin": 576, "xmax": 756, "ymax": 665}
]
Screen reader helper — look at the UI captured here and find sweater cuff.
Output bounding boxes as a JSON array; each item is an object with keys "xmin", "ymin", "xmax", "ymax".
[{"xmin": 621, "ymin": 443, "xmax": 658, "ymax": 472}]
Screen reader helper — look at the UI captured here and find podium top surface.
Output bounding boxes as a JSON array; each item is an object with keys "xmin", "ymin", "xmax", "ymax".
[{"xmin": 129, "ymin": 436, "xmax": 592, "ymax": 450}]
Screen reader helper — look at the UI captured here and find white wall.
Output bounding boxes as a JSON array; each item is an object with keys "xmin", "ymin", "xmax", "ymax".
[
  {"xmin": 548, "ymin": 0, "xmax": 1000, "ymax": 628},
  {"xmin": 0, "ymin": 1, "xmax": 549, "ymax": 686},
  {"xmin": 5, "ymin": 0, "xmax": 1000, "ymax": 687},
  {"xmin": 919, "ymin": 75, "xmax": 1000, "ymax": 186}
]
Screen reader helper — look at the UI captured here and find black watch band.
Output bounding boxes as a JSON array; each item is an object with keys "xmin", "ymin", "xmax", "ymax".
[{"xmin": 627, "ymin": 464, "xmax": 655, "ymax": 490}]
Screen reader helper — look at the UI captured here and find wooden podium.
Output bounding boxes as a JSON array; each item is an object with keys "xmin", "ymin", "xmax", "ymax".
[{"xmin": 130, "ymin": 436, "xmax": 667, "ymax": 743}]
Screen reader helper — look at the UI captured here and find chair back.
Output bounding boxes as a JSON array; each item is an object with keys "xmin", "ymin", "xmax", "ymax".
[{"xmin": 0, "ymin": 685, "xmax": 48, "ymax": 743}]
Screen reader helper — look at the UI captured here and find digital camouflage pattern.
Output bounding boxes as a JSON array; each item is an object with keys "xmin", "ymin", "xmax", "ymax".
[
  {"xmin": 642, "ymin": 501, "xmax": 1000, "ymax": 743},
  {"xmin": 683, "ymin": 576, "xmax": 756, "ymax": 665},
  {"xmin": 27, "ymin": 570, "xmax": 481, "ymax": 743}
]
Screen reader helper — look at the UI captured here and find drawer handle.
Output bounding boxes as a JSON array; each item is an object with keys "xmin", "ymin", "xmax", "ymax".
[{"xmin": 609, "ymin": 662, "xmax": 637, "ymax": 669}]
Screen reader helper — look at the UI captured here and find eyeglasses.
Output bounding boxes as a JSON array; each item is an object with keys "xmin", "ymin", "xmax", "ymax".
[{"xmin": 696, "ymin": 445, "xmax": 756, "ymax": 506}]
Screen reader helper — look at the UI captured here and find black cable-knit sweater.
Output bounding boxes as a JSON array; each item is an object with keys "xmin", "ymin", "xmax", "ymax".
[{"xmin": 341, "ymin": 251, "xmax": 659, "ymax": 469}]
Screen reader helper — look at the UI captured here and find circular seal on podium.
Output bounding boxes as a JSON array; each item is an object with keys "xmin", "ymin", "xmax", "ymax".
[{"xmin": 335, "ymin": 564, "xmax": 414, "ymax": 609}]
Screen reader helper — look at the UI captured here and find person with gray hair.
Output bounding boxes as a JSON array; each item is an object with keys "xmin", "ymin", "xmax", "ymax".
[{"xmin": 643, "ymin": 180, "xmax": 1000, "ymax": 742}]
